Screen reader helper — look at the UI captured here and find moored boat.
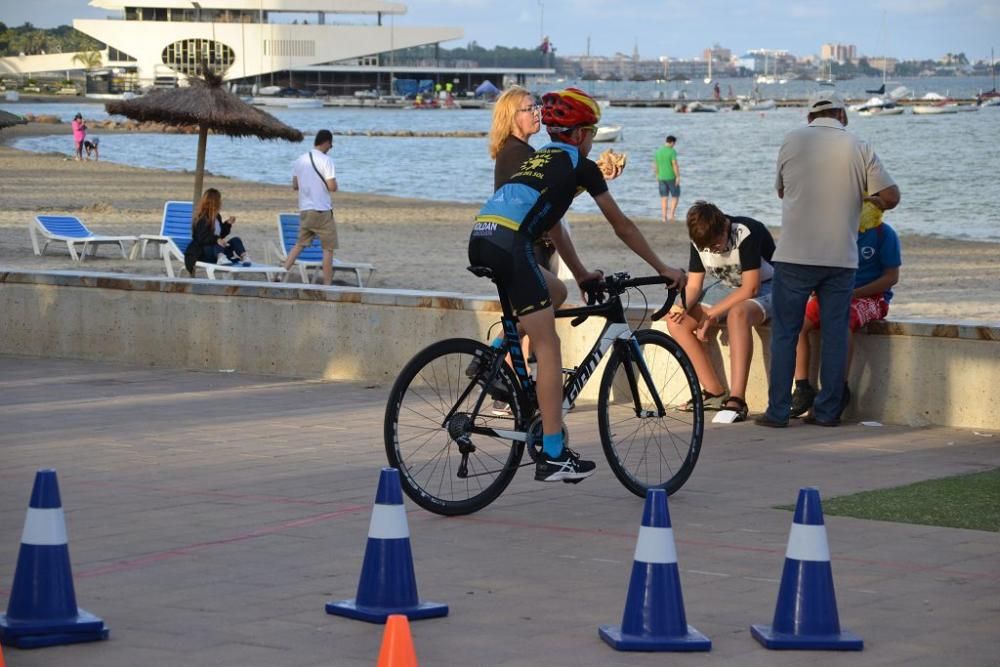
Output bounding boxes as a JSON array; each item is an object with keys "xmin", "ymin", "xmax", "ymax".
[
  {"xmin": 911, "ymin": 102, "xmax": 958, "ymax": 115},
  {"xmin": 252, "ymin": 97, "xmax": 323, "ymax": 108},
  {"xmin": 859, "ymin": 105, "xmax": 905, "ymax": 116},
  {"xmin": 593, "ymin": 125, "xmax": 623, "ymax": 142}
]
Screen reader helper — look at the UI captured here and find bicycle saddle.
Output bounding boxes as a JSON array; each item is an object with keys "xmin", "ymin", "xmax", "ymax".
[{"xmin": 467, "ymin": 265, "xmax": 494, "ymax": 279}]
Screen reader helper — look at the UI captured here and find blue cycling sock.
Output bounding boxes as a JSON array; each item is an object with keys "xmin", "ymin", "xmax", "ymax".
[{"xmin": 542, "ymin": 432, "xmax": 564, "ymax": 458}]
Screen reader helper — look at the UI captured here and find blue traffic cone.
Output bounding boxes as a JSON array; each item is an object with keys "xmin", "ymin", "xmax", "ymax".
[
  {"xmin": 599, "ymin": 489, "xmax": 711, "ymax": 651},
  {"xmin": 0, "ymin": 469, "xmax": 109, "ymax": 649},
  {"xmin": 751, "ymin": 487, "xmax": 862, "ymax": 650},
  {"xmin": 326, "ymin": 468, "xmax": 448, "ymax": 624}
]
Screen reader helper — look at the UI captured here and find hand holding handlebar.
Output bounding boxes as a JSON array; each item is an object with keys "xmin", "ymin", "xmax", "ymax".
[{"xmin": 578, "ymin": 270, "xmax": 606, "ymax": 305}]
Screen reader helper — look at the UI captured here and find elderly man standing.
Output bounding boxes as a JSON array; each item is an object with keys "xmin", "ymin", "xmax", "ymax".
[{"xmin": 756, "ymin": 92, "xmax": 900, "ymax": 427}]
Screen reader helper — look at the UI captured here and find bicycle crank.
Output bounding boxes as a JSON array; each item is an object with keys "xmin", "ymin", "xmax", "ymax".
[{"xmin": 524, "ymin": 415, "xmax": 569, "ymax": 463}]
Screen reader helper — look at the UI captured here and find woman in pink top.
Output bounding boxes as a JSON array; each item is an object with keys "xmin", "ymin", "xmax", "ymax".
[{"xmin": 71, "ymin": 113, "xmax": 87, "ymax": 161}]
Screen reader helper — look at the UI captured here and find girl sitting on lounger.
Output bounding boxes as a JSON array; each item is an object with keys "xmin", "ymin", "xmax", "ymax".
[{"xmin": 184, "ymin": 188, "xmax": 250, "ymax": 276}]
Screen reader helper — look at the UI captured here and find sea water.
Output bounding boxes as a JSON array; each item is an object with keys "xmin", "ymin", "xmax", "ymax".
[{"xmin": 4, "ymin": 76, "xmax": 999, "ymax": 241}]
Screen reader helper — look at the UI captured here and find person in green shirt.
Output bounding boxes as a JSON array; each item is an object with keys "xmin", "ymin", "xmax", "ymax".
[{"xmin": 653, "ymin": 135, "xmax": 681, "ymax": 223}]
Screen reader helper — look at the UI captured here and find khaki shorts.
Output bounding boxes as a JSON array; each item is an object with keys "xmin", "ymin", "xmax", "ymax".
[{"xmin": 298, "ymin": 210, "xmax": 338, "ymax": 251}]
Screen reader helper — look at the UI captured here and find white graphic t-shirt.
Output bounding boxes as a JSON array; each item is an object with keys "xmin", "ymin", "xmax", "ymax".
[{"xmin": 688, "ymin": 216, "xmax": 775, "ymax": 288}]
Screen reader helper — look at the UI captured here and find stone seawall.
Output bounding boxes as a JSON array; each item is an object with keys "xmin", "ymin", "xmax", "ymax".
[{"xmin": 1, "ymin": 269, "xmax": 997, "ymax": 431}]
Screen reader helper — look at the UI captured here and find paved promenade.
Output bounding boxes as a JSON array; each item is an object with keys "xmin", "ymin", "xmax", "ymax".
[{"xmin": 1, "ymin": 355, "xmax": 998, "ymax": 666}]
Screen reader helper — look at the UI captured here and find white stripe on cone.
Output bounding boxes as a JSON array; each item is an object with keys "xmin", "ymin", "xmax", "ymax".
[
  {"xmin": 633, "ymin": 526, "xmax": 678, "ymax": 564},
  {"xmin": 368, "ymin": 504, "xmax": 410, "ymax": 540},
  {"xmin": 20, "ymin": 507, "xmax": 68, "ymax": 546},
  {"xmin": 785, "ymin": 524, "xmax": 831, "ymax": 562}
]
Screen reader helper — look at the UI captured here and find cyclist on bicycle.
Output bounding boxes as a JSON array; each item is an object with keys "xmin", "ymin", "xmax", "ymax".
[{"xmin": 469, "ymin": 87, "xmax": 687, "ymax": 483}]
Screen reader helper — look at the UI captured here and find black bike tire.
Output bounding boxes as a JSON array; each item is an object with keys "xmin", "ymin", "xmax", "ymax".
[
  {"xmin": 384, "ymin": 337, "xmax": 526, "ymax": 516},
  {"xmin": 597, "ymin": 329, "xmax": 704, "ymax": 498}
]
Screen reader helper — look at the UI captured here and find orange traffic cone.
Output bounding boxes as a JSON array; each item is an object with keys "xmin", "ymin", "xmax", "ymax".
[{"xmin": 376, "ymin": 615, "xmax": 419, "ymax": 667}]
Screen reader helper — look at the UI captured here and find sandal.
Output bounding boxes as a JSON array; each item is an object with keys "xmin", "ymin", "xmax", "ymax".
[
  {"xmin": 679, "ymin": 389, "xmax": 729, "ymax": 412},
  {"xmin": 719, "ymin": 396, "xmax": 749, "ymax": 423}
]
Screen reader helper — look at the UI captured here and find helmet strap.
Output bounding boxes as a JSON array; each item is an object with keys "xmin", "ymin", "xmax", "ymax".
[{"xmin": 548, "ymin": 127, "xmax": 583, "ymax": 145}]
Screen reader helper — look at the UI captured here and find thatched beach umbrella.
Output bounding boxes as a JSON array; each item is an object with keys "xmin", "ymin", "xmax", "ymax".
[
  {"xmin": 0, "ymin": 109, "xmax": 28, "ymax": 130},
  {"xmin": 106, "ymin": 70, "xmax": 303, "ymax": 204}
]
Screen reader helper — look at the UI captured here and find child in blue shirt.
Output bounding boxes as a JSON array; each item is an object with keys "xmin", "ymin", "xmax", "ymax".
[{"xmin": 790, "ymin": 211, "xmax": 902, "ymax": 420}]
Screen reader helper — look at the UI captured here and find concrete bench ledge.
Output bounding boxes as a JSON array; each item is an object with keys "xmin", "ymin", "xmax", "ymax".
[
  {"xmin": 5, "ymin": 268, "xmax": 998, "ymax": 341},
  {"xmin": 2, "ymin": 268, "xmax": 998, "ymax": 430}
]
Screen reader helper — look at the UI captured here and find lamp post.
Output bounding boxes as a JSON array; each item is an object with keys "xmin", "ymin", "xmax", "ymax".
[
  {"xmin": 537, "ymin": 0, "xmax": 545, "ymax": 67},
  {"xmin": 537, "ymin": 1, "xmax": 544, "ymax": 42}
]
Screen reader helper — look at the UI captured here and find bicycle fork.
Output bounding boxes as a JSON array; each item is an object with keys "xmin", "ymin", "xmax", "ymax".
[{"xmin": 618, "ymin": 337, "xmax": 667, "ymax": 418}]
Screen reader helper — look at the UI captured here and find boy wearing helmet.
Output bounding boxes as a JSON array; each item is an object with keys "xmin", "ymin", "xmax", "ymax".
[{"xmin": 469, "ymin": 88, "xmax": 686, "ymax": 483}]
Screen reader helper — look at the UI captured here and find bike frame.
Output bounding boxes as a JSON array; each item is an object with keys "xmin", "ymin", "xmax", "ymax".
[{"xmin": 446, "ymin": 280, "xmax": 667, "ymax": 445}]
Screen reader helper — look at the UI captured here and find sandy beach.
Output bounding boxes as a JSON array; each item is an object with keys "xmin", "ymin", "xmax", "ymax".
[{"xmin": 2, "ymin": 122, "xmax": 998, "ymax": 323}]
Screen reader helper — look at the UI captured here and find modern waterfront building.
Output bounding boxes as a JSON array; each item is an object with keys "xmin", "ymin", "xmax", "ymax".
[
  {"xmin": 73, "ymin": 0, "xmax": 465, "ymax": 91},
  {"xmin": 1, "ymin": 1, "xmax": 553, "ymax": 96}
]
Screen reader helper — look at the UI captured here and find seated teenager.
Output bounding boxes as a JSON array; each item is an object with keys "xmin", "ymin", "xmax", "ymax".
[{"xmin": 666, "ymin": 201, "xmax": 776, "ymax": 422}]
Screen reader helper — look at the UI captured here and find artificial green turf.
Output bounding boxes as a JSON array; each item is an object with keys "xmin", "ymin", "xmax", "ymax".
[{"xmin": 789, "ymin": 468, "xmax": 1000, "ymax": 532}]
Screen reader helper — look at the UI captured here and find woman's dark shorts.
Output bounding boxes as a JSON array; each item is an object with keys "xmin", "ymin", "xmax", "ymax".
[{"xmin": 468, "ymin": 224, "xmax": 551, "ymax": 316}]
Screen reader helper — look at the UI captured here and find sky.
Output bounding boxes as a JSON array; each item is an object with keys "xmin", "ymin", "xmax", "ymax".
[{"xmin": 2, "ymin": 0, "xmax": 998, "ymax": 62}]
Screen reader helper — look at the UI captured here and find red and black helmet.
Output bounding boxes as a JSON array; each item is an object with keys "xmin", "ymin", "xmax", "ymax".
[{"xmin": 540, "ymin": 88, "xmax": 601, "ymax": 131}]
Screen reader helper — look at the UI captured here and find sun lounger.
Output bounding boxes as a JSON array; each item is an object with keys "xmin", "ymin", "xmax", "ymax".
[
  {"xmin": 273, "ymin": 212, "xmax": 375, "ymax": 287},
  {"xmin": 30, "ymin": 215, "xmax": 136, "ymax": 261},
  {"xmin": 139, "ymin": 201, "xmax": 287, "ymax": 281}
]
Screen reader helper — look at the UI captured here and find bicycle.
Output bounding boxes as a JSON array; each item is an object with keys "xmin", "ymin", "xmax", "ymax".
[{"xmin": 383, "ymin": 267, "xmax": 705, "ymax": 516}]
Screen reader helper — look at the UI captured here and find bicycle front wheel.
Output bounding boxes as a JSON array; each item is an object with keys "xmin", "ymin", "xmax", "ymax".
[
  {"xmin": 597, "ymin": 329, "xmax": 703, "ymax": 498},
  {"xmin": 384, "ymin": 337, "xmax": 526, "ymax": 516}
]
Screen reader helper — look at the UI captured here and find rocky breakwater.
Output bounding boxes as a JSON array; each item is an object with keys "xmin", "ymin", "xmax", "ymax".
[
  {"xmin": 331, "ymin": 129, "xmax": 486, "ymax": 138},
  {"xmin": 20, "ymin": 115, "xmax": 222, "ymax": 134},
  {"xmin": 18, "ymin": 116, "xmax": 486, "ymax": 138}
]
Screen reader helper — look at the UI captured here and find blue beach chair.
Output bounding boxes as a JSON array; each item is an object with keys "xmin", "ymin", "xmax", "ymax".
[
  {"xmin": 30, "ymin": 215, "xmax": 136, "ymax": 261},
  {"xmin": 274, "ymin": 212, "xmax": 375, "ymax": 287},
  {"xmin": 135, "ymin": 200, "xmax": 286, "ymax": 281}
]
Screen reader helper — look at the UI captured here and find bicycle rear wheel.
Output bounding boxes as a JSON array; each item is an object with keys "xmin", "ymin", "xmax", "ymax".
[
  {"xmin": 597, "ymin": 329, "xmax": 703, "ymax": 498},
  {"xmin": 384, "ymin": 338, "xmax": 526, "ymax": 515}
]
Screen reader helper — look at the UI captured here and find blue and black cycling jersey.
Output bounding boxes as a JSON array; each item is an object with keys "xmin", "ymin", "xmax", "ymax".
[{"xmin": 474, "ymin": 142, "xmax": 608, "ymax": 241}]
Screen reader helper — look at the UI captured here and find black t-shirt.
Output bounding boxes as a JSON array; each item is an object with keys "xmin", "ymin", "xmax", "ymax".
[
  {"xmin": 494, "ymin": 137, "xmax": 535, "ymax": 191},
  {"xmin": 688, "ymin": 216, "xmax": 775, "ymax": 288},
  {"xmin": 477, "ymin": 142, "xmax": 607, "ymax": 241}
]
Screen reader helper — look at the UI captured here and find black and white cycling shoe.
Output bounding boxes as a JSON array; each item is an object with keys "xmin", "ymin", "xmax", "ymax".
[{"xmin": 535, "ymin": 448, "xmax": 597, "ymax": 483}]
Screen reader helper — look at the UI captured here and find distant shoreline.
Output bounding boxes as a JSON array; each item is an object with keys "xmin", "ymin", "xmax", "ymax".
[{"xmin": 0, "ymin": 138, "xmax": 998, "ymax": 324}]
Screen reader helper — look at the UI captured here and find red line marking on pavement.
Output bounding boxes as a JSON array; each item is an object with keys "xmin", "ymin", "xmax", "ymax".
[
  {"xmin": 75, "ymin": 504, "xmax": 368, "ymax": 579},
  {"xmin": 85, "ymin": 480, "xmax": 338, "ymax": 506}
]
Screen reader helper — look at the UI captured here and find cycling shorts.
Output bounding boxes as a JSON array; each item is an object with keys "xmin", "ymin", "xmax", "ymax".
[{"xmin": 468, "ymin": 223, "xmax": 551, "ymax": 316}]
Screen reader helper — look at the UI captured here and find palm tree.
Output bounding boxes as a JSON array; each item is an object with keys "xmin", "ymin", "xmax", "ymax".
[{"xmin": 72, "ymin": 49, "xmax": 103, "ymax": 71}]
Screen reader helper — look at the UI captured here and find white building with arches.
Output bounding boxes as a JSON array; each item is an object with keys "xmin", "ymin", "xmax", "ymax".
[{"xmin": 2, "ymin": 0, "xmax": 466, "ymax": 92}]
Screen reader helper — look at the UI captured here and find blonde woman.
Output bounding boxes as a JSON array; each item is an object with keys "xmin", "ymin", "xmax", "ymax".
[
  {"xmin": 489, "ymin": 85, "xmax": 542, "ymax": 190},
  {"xmin": 490, "ymin": 85, "xmax": 561, "ymax": 279}
]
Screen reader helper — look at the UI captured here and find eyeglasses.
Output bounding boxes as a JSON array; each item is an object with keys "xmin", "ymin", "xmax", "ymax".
[
  {"xmin": 518, "ymin": 105, "xmax": 541, "ymax": 114},
  {"xmin": 701, "ymin": 227, "xmax": 734, "ymax": 253},
  {"xmin": 582, "ymin": 125, "xmax": 598, "ymax": 135}
]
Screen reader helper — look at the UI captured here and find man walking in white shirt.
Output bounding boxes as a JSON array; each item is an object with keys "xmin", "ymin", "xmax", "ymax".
[{"xmin": 285, "ymin": 129, "xmax": 338, "ymax": 285}]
